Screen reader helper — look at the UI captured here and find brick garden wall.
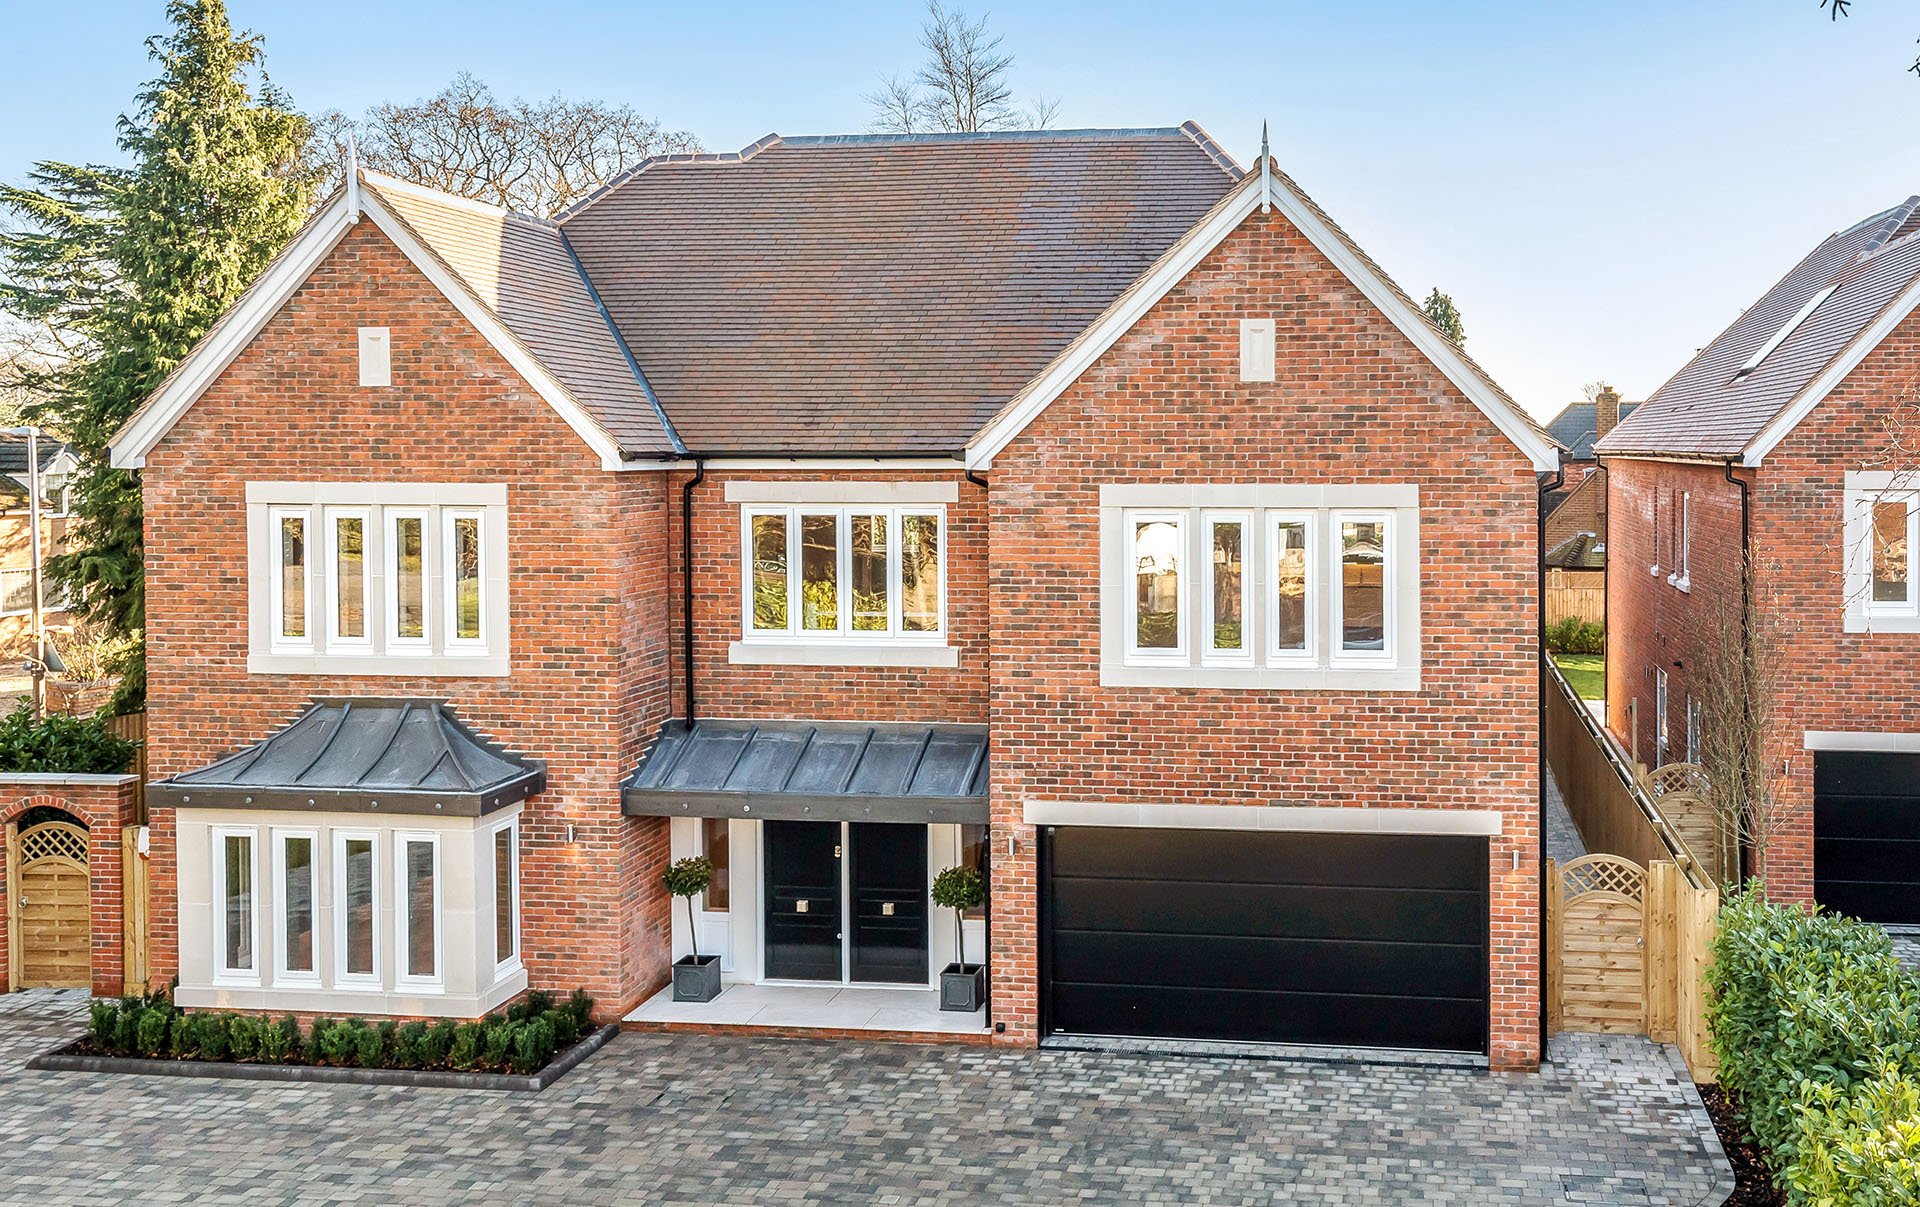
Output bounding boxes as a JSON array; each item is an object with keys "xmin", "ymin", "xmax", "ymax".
[
  {"xmin": 985, "ymin": 209, "xmax": 1544, "ymax": 1070},
  {"xmin": 0, "ymin": 776, "xmax": 142, "ymax": 996},
  {"xmin": 139, "ymin": 222, "xmax": 675, "ymax": 1020}
]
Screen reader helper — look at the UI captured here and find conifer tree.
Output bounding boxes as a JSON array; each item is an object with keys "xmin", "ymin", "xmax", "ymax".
[{"xmin": 0, "ymin": 1, "xmax": 312, "ymax": 709}]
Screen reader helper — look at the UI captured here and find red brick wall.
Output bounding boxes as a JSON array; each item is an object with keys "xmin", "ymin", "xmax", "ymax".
[
  {"xmin": 984, "ymin": 209, "xmax": 1543, "ymax": 1069},
  {"xmin": 140, "ymin": 222, "xmax": 674, "ymax": 1019},
  {"xmin": 1602, "ymin": 460, "xmax": 1746, "ymax": 770},
  {"xmin": 670, "ymin": 470, "xmax": 988, "ymax": 724},
  {"xmin": 0, "ymin": 779, "xmax": 142, "ymax": 996},
  {"xmin": 1605, "ymin": 309, "xmax": 1920, "ymax": 906}
]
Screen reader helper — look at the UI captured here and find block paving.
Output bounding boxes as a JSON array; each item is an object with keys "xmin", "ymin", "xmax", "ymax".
[{"xmin": 0, "ymin": 990, "xmax": 1728, "ymax": 1205}]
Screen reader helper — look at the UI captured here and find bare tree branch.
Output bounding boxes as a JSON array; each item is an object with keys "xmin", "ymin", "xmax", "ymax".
[
  {"xmin": 866, "ymin": 3, "xmax": 1059, "ymax": 134},
  {"xmin": 866, "ymin": 74, "xmax": 922, "ymax": 134}
]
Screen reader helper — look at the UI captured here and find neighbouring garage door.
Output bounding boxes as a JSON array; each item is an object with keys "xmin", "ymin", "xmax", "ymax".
[
  {"xmin": 1041, "ymin": 827, "xmax": 1489, "ymax": 1053},
  {"xmin": 1815, "ymin": 751, "xmax": 1920, "ymax": 925}
]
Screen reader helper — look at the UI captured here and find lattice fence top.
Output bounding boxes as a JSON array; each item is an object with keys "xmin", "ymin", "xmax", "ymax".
[
  {"xmin": 1561, "ymin": 854, "xmax": 1646, "ymax": 902},
  {"xmin": 20, "ymin": 822, "xmax": 88, "ymax": 866},
  {"xmin": 1645, "ymin": 763, "xmax": 1712, "ymax": 800}
]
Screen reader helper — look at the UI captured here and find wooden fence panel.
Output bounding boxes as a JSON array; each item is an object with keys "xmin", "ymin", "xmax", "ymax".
[
  {"xmin": 105, "ymin": 712, "xmax": 146, "ymax": 825},
  {"xmin": 1677, "ymin": 881, "xmax": 1720, "ymax": 1084},
  {"xmin": 1644, "ymin": 861, "xmax": 1679, "ymax": 1044},
  {"xmin": 1545, "ymin": 569, "xmax": 1606, "ymax": 626},
  {"xmin": 121, "ymin": 826, "xmax": 148, "ymax": 996}
]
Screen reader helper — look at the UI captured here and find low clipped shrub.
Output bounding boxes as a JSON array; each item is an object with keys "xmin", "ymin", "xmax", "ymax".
[
  {"xmin": 72, "ymin": 987, "xmax": 595, "ymax": 1077},
  {"xmin": 0, "ymin": 701, "xmax": 137, "ymax": 773},
  {"xmin": 1545, "ymin": 616, "xmax": 1605, "ymax": 655},
  {"xmin": 1706, "ymin": 885, "xmax": 1920, "ymax": 1204}
]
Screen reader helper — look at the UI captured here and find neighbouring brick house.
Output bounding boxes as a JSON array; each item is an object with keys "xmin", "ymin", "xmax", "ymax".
[
  {"xmin": 106, "ymin": 125, "xmax": 1559, "ymax": 1069},
  {"xmin": 1598, "ymin": 195, "xmax": 1920, "ymax": 922}
]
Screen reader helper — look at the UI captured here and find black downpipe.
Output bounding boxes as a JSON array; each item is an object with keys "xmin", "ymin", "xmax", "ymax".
[
  {"xmin": 681, "ymin": 459, "xmax": 707, "ymax": 725},
  {"xmin": 1535, "ymin": 464, "xmax": 1565, "ymax": 1056},
  {"xmin": 1724, "ymin": 459, "xmax": 1753, "ymax": 883},
  {"xmin": 966, "ymin": 469, "xmax": 989, "ymax": 492}
]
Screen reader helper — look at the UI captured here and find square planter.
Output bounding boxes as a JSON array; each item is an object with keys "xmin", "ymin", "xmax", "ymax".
[
  {"xmin": 939, "ymin": 962, "xmax": 986, "ymax": 1012},
  {"xmin": 672, "ymin": 954, "xmax": 724, "ymax": 1002}
]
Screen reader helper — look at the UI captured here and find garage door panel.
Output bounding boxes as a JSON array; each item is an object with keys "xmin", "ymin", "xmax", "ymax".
[
  {"xmin": 1815, "ymin": 753, "xmax": 1920, "ymax": 925},
  {"xmin": 1048, "ymin": 982, "xmax": 1486, "ymax": 1051},
  {"xmin": 1042, "ymin": 827, "xmax": 1488, "ymax": 1053},
  {"xmin": 1049, "ymin": 879, "xmax": 1486, "ymax": 944},
  {"xmin": 1814, "ymin": 795, "xmax": 1920, "ymax": 842},
  {"xmin": 1047, "ymin": 827, "xmax": 1485, "ymax": 890},
  {"xmin": 1050, "ymin": 930, "xmax": 1486, "ymax": 999}
]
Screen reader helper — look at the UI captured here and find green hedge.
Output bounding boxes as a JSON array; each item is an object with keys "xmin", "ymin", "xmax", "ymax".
[
  {"xmin": 0, "ymin": 703, "xmax": 136, "ymax": 774},
  {"xmin": 1544, "ymin": 617, "xmax": 1604, "ymax": 655},
  {"xmin": 85, "ymin": 987, "xmax": 595, "ymax": 1076},
  {"xmin": 1705, "ymin": 886, "xmax": 1920, "ymax": 1204}
]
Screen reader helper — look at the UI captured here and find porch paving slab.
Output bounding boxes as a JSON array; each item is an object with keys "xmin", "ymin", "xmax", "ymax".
[
  {"xmin": 626, "ymin": 982, "xmax": 986, "ymax": 1034},
  {"xmin": 0, "ymin": 990, "xmax": 1728, "ymax": 1205}
]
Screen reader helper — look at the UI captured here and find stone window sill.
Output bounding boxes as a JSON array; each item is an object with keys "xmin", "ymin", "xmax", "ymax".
[{"xmin": 727, "ymin": 641, "xmax": 959, "ymax": 668}]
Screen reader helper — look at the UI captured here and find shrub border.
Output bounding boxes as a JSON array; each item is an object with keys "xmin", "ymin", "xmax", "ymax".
[{"xmin": 27, "ymin": 1023, "xmax": 619, "ymax": 1092}]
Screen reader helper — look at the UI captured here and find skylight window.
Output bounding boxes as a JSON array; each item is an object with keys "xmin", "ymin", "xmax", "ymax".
[{"xmin": 1734, "ymin": 284, "xmax": 1836, "ymax": 380}]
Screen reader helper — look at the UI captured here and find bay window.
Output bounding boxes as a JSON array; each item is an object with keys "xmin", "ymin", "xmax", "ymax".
[
  {"xmin": 396, "ymin": 833, "xmax": 441, "ymax": 989},
  {"xmin": 740, "ymin": 505, "xmax": 946, "ymax": 642},
  {"xmin": 493, "ymin": 820, "xmax": 519, "ymax": 972},
  {"xmin": 214, "ymin": 829, "xmax": 257, "ymax": 983},
  {"xmin": 1102, "ymin": 484, "xmax": 1420, "ymax": 689},
  {"xmin": 247, "ymin": 483, "xmax": 508, "ymax": 674},
  {"xmin": 274, "ymin": 830, "xmax": 318, "ymax": 985},
  {"xmin": 336, "ymin": 831, "xmax": 379, "ymax": 986}
]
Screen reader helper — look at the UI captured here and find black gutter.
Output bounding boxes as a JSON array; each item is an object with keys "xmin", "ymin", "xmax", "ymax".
[
  {"xmin": 681, "ymin": 459, "xmax": 706, "ymax": 724},
  {"xmin": 636, "ymin": 449, "xmax": 966, "ymax": 463},
  {"xmin": 1724, "ymin": 458, "xmax": 1753, "ymax": 883},
  {"xmin": 555, "ymin": 230, "xmax": 686, "ymax": 457},
  {"xmin": 1535, "ymin": 464, "xmax": 1565, "ymax": 1058}
]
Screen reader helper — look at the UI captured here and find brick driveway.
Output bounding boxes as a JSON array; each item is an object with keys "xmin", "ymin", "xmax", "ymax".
[{"xmin": 0, "ymin": 991, "xmax": 1727, "ymax": 1206}]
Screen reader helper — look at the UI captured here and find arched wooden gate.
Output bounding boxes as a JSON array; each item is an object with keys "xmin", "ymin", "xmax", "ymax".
[
  {"xmin": 12, "ymin": 820, "xmax": 91, "ymax": 988},
  {"xmin": 1546, "ymin": 853, "xmax": 1647, "ymax": 1034}
]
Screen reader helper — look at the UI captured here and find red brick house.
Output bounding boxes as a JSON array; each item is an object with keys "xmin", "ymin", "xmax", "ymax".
[
  {"xmin": 108, "ymin": 125, "xmax": 1558, "ymax": 1069},
  {"xmin": 1598, "ymin": 195, "xmax": 1920, "ymax": 922}
]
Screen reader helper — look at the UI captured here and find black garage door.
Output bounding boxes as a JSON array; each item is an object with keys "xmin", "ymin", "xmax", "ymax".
[
  {"xmin": 1041, "ymin": 827, "xmax": 1489, "ymax": 1053},
  {"xmin": 1815, "ymin": 752, "xmax": 1920, "ymax": 925}
]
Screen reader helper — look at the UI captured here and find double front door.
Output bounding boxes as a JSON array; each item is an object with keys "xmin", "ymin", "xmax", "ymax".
[{"xmin": 764, "ymin": 821, "xmax": 928, "ymax": 983}]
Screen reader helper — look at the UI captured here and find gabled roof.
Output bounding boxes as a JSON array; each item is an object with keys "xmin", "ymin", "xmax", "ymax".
[
  {"xmin": 109, "ymin": 174, "xmax": 679, "ymax": 470},
  {"xmin": 558, "ymin": 126, "xmax": 1242, "ymax": 454},
  {"xmin": 964, "ymin": 159, "xmax": 1560, "ymax": 471},
  {"xmin": 1597, "ymin": 196, "xmax": 1920, "ymax": 464},
  {"xmin": 1544, "ymin": 400, "xmax": 1638, "ymax": 460},
  {"xmin": 1545, "ymin": 531, "xmax": 1606, "ymax": 571}
]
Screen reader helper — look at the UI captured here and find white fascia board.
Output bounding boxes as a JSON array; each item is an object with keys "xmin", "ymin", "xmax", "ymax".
[
  {"xmin": 1743, "ymin": 272, "xmax": 1920, "ymax": 467},
  {"xmin": 966, "ymin": 169, "xmax": 1559, "ymax": 474},
  {"xmin": 110, "ymin": 201, "xmax": 357, "ymax": 469},
  {"xmin": 359, "ymin": 192, "xmax": 631, "ymax": 472}
]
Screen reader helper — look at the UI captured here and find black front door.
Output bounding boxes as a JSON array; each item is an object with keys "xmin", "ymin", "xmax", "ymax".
[
  {"xmin": 764, "ymin": 820, "xmax": 842, "ymax": 980},
  {"xmin": 849, "ymin": 823, "xmax": 928, "ymax": 984}
]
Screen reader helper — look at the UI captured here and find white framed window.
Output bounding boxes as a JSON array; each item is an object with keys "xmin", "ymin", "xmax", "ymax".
[
  {"xmin": 268, "ymin": 507, "xmax": 312, "ymax": 651},
  {"xmin": 326, "ymin": 508, "xmax": 372, "ymax": 647},
  {"xmin": 738, "ymin": 505, "xmax": 947, "ymax": 643},
  {"xmin": 394, "ymin": 832, "xmax": 442, "ymax": 991},
  {"xmin": 1202, "ymin": 512, "xmax": 1252, "ymax": 665},
  {"xmin": 1101, "ymin": 485, "xmax": 1420, "ymax": 690},
  {"xmin": 385, "ymin": 508, "xmax": 430, "ymax": 650},
  {"xmin": 246, "ymin": 483, "xmax": 508, "ymax": 675},
  {"xmin": 1267, "ymin": 513, "xmax": 1316, "ymax": 666},
  {"xmin": 1667, "ymin": 492, "xmax": 1692, "ymax": 591},
  {"xmin": 1655, "ymin": 668, "xmax": 1670, "ymax": 767},
  {"xmin": 334, "ymin": 830, "xmax": 380, "ymax": 988},
  {"xmin": 1844, "ymin": 472, "xmax": 1920, "ymax": 632},
  {"xmin": 1124, "ymin": 510, "xmax": 1187, "ymax": 663},
  {"xmin": 272, "ymin": 829, "xmax": 320, "ymax": 986},
  {"xmin": 491, "ymin": 818, "xmax": 520, "ymax": 974},
  {"xmin": 1332, "ymin": 511, "xmax": 1394, "ymax": 664},
  {"xmin": 1686, "ymin": 696, "xmax": 1702, "ymax": 766},
  {"xmin": 212, "ymin": 828, "xmax": 259, "ymax": 984}
]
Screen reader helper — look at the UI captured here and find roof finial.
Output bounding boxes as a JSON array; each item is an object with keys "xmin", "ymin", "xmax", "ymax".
[
  {"xmin": 345, "ymin": 133, "xmax": 363, "ymax": 224},
  {"xmin": 1259, "ymin": 120, "xmax": 1271, "ymax": 214}
]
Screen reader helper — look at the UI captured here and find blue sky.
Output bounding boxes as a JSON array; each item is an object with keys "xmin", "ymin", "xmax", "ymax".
[{"xmin": 3, "ymin": 0, "xmax": 1918, "ymax": 419}]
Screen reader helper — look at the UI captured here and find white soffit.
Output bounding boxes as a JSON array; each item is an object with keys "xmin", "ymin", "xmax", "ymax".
[{"xmin": 963, "ymin": 167, "xmax": 1559, "ymax": 474}]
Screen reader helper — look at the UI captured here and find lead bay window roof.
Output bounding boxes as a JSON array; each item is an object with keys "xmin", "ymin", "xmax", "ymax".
[{"xmin": 151, "ymin": 699, "xmax": 545, "ymax": 816}]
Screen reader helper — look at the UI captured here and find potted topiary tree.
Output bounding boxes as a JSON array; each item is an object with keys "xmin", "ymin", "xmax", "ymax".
[
  {"xmin": 664, "ymin": 856, "xmax": 723, "ymax": 1002},
  {"xmin": 931, "ymin": 863, "xmax": 987, "ymax": 1012}
]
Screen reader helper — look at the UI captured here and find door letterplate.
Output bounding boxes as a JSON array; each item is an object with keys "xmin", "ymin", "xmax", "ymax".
[
  {"xmin": 795, "ymin": 899, "xmax": 809, "ymax": 913},
  {"xmin": 881, "ymin": 902, "xmax": 895, "ymax": 916}
]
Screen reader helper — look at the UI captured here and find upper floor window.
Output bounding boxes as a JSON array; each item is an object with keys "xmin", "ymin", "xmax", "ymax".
[
  {"xmin": 1846, "ymin": 472, "xmax": 1920, "ymax": 632},
  {"xmin": 247, "ymin": 483, "xmax": 509, "ymax": 675},
  {"xmin": 1101, "ymin": 484, "xmax": 1420, "ymax": 690},
  {"xmin": 739, "ymin": 507, "xmax": 945, "ymax": 641}
]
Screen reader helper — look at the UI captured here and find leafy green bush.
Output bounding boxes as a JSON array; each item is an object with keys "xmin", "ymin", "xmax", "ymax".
[
  {"xmin": 543, "ymin": 1007, "xmax": 578, "ymax": 1049},
  {"xmin": 1706, "ymin": 886, "xmax": 1920, "ymax": 1204},
  {"xmin": 1544, "ymin": 617, "xmax": 1605, "ymax": 655},
  {"xmin": 567, "ymin": 989, "xmax": 595, "ymax": 1031},
  {"xmin": 510, "ymin": 1018, "xmax": 556, "ymax": 1074},
  {"xmin": 394, "ymin": 1021, "xmax": 430, "ymax": 1068},
  {"xmin": 89, "ymin": 1000, "xmax": 117, "ymax": 1049},
  {"xmin": 482, "ymin": 1021, "xmax": 513, "ymax": 1070},
  {"xmin": 135, "ymin": 1005, "xmax": 171, "ymax": 1057},
  {"xmin": 0, "ymin": 702, "xmax": 135, "ymax": 773},
  {"xmin": 448, "ymin": 1023, "xmax": 484, "ymax": 1071},
  {"xmin": 228, "ymin": 1014, "xmax": 259, "ymax": 1061}
]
